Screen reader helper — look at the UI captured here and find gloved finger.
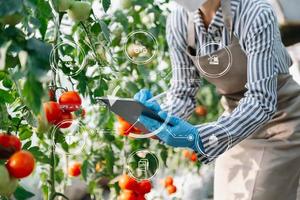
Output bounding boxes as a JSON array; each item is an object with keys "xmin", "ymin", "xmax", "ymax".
[
  {"xmin": 144, "ymin": 100, "xmax": 161, "ymax": 112},
  {"xmin": 133, "ymin": 89, "xmax": 147, "ymax": 101},
  {"xmin": 157, "ymin": 111, "xmax": 180, "ymax": 126},
  {"xmin": 138, "ymin": 115, "xmax": 162, "ymax": 132},
  {"xmin": 134, "ymin": 89, "xmax": 153, "ymax": 103}
]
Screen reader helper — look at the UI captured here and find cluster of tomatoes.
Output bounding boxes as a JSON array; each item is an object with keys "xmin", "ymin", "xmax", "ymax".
[
  {"xmin": 116, "ymin": 116, "xmax": 142, "ymax": 136},
  {"xmin": 182, "ymin": 150, "xmax": 198, "ymax": 163},
  {"xmin": 0, "ymin": 134, "xmax": 35, "ymax": 197},
  {"xmin": 118, "ymin": 174, "xmax": 152, "ymax": 200},
  {"xmin": 43, "ymin": 90, "xmax": 84, "ymax": 129},
  {"xmin": 55, "ymin": 0, "xmax": 92, "ymax": 22},
  {"xmin": 161, "ymin": 176, "xmax": 177, "ymax": 195}
]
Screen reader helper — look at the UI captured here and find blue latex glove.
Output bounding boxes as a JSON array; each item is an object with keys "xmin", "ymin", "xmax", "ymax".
[{"xmin": 134, "ymin": 89, "xmax": 205, "ymax": 153}]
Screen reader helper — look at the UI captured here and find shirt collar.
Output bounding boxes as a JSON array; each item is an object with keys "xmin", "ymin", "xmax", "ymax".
[{"xmin": 193, "ymin": 0, "xmax": 240, "ymax": 34}]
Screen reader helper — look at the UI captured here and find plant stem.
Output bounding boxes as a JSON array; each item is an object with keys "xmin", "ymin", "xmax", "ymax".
[
  {"xmin": 50, "ymin": 142, "xmax": 56, "ymax": 199},
  {"xmin": 80, "ymin": 22, "xmax": 103, "ymax": 66}
]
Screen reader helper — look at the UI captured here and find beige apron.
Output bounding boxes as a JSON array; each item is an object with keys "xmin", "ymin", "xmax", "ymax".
[{"xmin": 185, "ymin": 0, "xmax": 300, "ymax": 199}]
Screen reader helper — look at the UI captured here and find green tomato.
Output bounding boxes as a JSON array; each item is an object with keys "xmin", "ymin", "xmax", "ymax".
[
  {"xmin": 121, "ymin": 0, "xmax": 131, "ymax": 9},
  {"xmin": 36, "ymin": 114, "xmax": 51, "ymax": 134},
  {"xmin": 0, "ymin": 166, "xmax": 18, "ymax": 197},
  {"xmin": 57, "ymin": 0, "xmax": 74, "ymax": 12},
  {"xmin": 0, "ymin": 13, "xmax": 23, "ymax": 26},
  {"xmin": 0, "ymin": 166, "xmax": 10, "ymax": 189},
  {"xmin": 67, "ymin": 1, "xmax": 92, "ymax": 22},
  {"xmin": 96, "ymin": 46, "xmax": 107, "ymax": 61}
]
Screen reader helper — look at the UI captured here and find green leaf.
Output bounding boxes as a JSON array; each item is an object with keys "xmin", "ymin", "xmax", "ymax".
[
  {"xmin": 0, "ymin": 105, "xmax": 10, "ymax": 130},
  {"xmin": 18, "ymin": 126, "xmax": 32, "ymax": 140},
  {"xmin": 28, "ymin": 146, "xmax": 49, "ymax": 164},
  {"xmin": 0, "ymin": 89, "xmax": 14, "ymax": 103},
  {"xmin": 55, "ymin": 169, "xmax": 64, "ymax": 184},
  {"xmin": 22, "ymin": 140, "xmax": 32, "ymax": 150},
  {"xmin": 87, "ymin": 180, "xmax": 97, "ymax": 194},
  {"xmin": 114, "ymin": 11, "xmax": 129, "ymax": 32},
  {"xmin": 26, "ymin": 38, "xmax": 51, "ymax": 77},
  {"xmin": 94, "ymin": 85, "xmax": 104, "ymax": 97},
  {"xmin": 22, "ymin": 75, "xmax": 43, "ymax": 114},
  {"xmin": 13, "ymin": 185, "xmax": 35, "ymax": 200},
  {"xmin": 2, "ymin": 77, "xmax": 13, "ymax": 88},
  {"xmin": 102, "ymin": 0, "xmax": 111, "ymax": 12},
  {"xmin": 36, "ymin": 0, "xmax": 52, "ymax": 39},
  {"xmin": 159, "ymin": 144, "xmax": 168, "ymax": 167},
  {"xmin": 99, "ymin": 20, "xmax": 110, "ymax": 42},
  {"xmin": 104, "ymin": 146, "xmax": 114, "ymax": 174},
  {"xmin": 81, "ymin": 159, "xmax": 89, "ymax": 181},
  {"xmin": 54, "ymin": 131, "xmax": 69, "ymax": 153}
]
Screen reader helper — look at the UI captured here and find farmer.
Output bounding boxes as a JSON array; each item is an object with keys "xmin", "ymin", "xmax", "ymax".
[{"xmin": 134, "ymin": 0, "xmax": 300, "ymax": 199}]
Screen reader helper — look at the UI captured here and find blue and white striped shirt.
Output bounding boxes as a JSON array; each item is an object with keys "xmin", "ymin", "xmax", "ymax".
[{"xmin": 164, "ymin": 0, "xmax": 293, "ymax": 163}]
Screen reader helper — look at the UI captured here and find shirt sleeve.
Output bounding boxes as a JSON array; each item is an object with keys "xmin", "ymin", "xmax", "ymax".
[
  {"xmin": 161, "ymin": 7, "xmax": 201, "ymax": 120},
  {"xmin": 196, "ymin": 8, "xmax": 278, "ymax": 164}
]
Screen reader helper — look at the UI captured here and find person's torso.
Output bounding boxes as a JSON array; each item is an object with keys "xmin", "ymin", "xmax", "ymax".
[{"xmin": 170, "ymin": 0, "xmax": 293, "ymax": 94}]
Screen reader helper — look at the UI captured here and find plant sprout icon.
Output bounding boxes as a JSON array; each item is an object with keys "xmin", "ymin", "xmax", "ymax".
[
  {"xmin": 137, "ymin": 159, "xmax": 149, "ymax": 179},
  {"xmin": 208, "ymin": 134, "xmax": 218, "ymax": 147}
]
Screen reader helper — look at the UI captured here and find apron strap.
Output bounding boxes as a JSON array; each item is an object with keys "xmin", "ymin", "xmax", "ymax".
[
  {"xmin": 221, "ymin": 0, "xmax": 233, "ymax": 41},
  {"xmin": 187, "ymin": 12, "xmax": 196, "ymax": 49}
]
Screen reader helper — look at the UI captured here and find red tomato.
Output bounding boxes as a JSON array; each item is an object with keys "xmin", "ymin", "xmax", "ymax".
[
  {"xmin": 68, "ymin": 162, "xmax": 81, "ymax": 177},
  {"xmin": 58, "ymin": 111, "xmax": 73, "ymax": 128},
  {"xmin": 137, "ymin": 180, "xmax": 152, "ymax": 194},
  {"xmin": 136, "ymin": 194, "xmax": 146, "ymax": 200},
  {"xmin": 59, "ymin": 91, "xmax": 82, "ymax": 112},
  {"xmin": 166, "ymin": 185, "xmax": 177, "ymax": 195},
  {"xmin": 133, "ymin": 127, "xmax": 142, "ymax": 134},
  {"xmin": 0, "ymin": 134, "xmax": 21, "ymax": 159},
  {"xmin": 164, "ymin": 176, "xmax": 173, "ymax": 188},
  {"xmin": 118, "ymin": 121, "xmax": 134, "ymax": 136},
  {"xmin": 117, "ymin": 116, "xmax": 141, "ymax": 136},
  {"xmin": 190, "ymin": 152, "xmax": 198, "ymax": 162},
  {"xmin": 43, "ymin": 101, "xmax": 63, "ymax": 125},
  {"xmin": 182, "ymin": 150, "xmax": 192, "ymax": 159},
  {"xmin": 195, "ymin": 105, "xmax": 207, "ymax": 117},
  {"xmin": 118, "ymin": 190, "xmax": 137, "ymax": 200},
  {"xmin": 118, "ymin": 174, "xmax": 138, "ymax": 191},
  {"xmin": 6, "ymin": 150, "xmax": 35, "ymax": 179}
]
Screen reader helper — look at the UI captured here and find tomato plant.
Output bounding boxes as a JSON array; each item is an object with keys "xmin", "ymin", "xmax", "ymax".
[{"xmin": 0, "ymin": 0, "xmax": 222, "ymax": 199}]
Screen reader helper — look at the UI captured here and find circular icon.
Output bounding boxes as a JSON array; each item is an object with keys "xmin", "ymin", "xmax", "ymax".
[
  {"xmin": 195, "ymin": 123, "xmax": 232, "ymax": 159},
  {"xmin": 124, "ymin": 30, "xmax": 158, "ymax": 65},
  {"xmin": 196, "ymin": 42, "xmax": 232, "ymax": 78},
  {"xmin": 126, "ymin": 150, "xmax": 160, "ymax": 181},
  {"xmin": 51, "ymin": 119, "xmax": 91, "ymax": 156},
  {"xmin": 50, "ymin": 41, "xmax": 87, "ymax": 77}
]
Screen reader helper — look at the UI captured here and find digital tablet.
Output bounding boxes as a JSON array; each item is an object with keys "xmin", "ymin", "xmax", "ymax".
[{"xmin": 96, "ymin": 97, "xmax": 171, "ymax": 133}]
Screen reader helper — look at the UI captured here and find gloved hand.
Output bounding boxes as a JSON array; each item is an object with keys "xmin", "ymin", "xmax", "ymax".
[{"xmin": 134, "ymin": 89, "xmax": 205, "ymax": 153}]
